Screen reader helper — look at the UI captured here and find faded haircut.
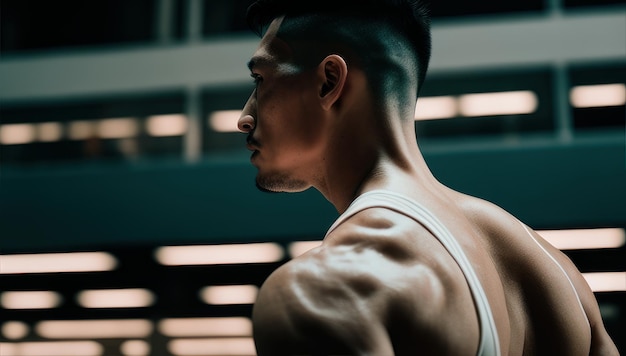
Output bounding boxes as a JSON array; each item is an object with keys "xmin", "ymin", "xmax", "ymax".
[{"xmin": 246, "ymin": 0, "xmax": 432, "ymax": 98}]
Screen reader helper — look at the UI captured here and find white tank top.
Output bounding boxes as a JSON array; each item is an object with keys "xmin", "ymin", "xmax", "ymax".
[{"xmin": 325, "ymin": 190, "xmax": 501, "ymax": 356}]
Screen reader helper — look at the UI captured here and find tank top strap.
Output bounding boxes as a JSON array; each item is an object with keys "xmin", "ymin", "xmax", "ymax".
[{"xmin": 326, "ymin": 190, "xmax": 501, "ymax": 356}]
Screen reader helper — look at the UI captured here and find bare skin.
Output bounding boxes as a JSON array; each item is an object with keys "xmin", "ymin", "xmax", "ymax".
[{"xmin": 238, "ymin": 17, "xmax": 619, "ymax": 356}]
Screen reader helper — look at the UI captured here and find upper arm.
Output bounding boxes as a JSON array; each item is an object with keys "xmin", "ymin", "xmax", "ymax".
[
  {"xmin": 251, "ymin": 250, "xmax": 397, "ymax": 356},
  {"xmin": 526, "ymin": 228, "xmax": 619, "ymax": 355}
]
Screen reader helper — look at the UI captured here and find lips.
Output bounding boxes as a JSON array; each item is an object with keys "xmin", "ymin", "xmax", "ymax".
[{"xmin": 246, "ymin": 136, "xmax": 260, "ymax": 151}]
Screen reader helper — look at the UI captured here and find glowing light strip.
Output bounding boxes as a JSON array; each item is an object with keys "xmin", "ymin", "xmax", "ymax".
[
  {"xmin": 120, "ymin": 340, "xmax": 150, "ymax": 356},
  {"xmin": 77, "ymin": 288, "xmax": 155, "ymax": 308},
  {"xmin": 37, "ymin": 122, "xmax": 63, "ymax": 142},
  {"xmin": 0, "ymin": 124, "xmax": 36, "ymax": 145},
  {"xmin": 538, "ymin": 228, "xmax": 625, "ymax": 250},
  {"xmin": 414, "ymin": 91, "xmax": 539, "ymax": 121},
  {"xmin": 0, "ymin": 252, "xmax": 117, "ymax": 274},
  {"xmin": 415, "ymin": 96, "xmax": 458, "ymax": 120},
  {"xmin": 1, "ymin": 291, "xmax": 62, "ymax": 310},
  {"xmin": 0, "ymin": 341, "xmax": 103, "ymax": 356},
  {"xmin": 155, "ymin": 243, "xmax": 284, "ymax": 265},
  {"xmin": 288, "ymin": 240, "xmax": 323, "ymax": 258},
  {"xmin": 2, "ymin": 321, "xmax": 30, "ymax": 340},
  {"xmin": 67, "ymin": 118, "xmax": 141, "ymax": 140},
  {"xmin": 36, "ymin": 319, "xmax": 152, "ymax": 339},
  {"xmin": 0, "ymin": 122, "xmax": 66, "ymax": 145},
  {"xmin": 146, "ymin": 114, "xmax": 188, "ymax": 136},
  {"xmin": 570, "ymin": 83, "xmax": 626, "ymax": 108},
  {"xmin": 159, "ymin": 317, "xmax": 252, "ymax": 337},
  {"xmin": 208, "ymin": 110, "xmax": 242, "ymax": 132},
  {"xmin": 459, "ymin": 90, "xmax": 538, "ymax": 117},
  {"xmin": 168, "ymin": 338, "xmax": 255, "ymax": 356},
  {"xmin": 68, "ymin": 120, "xmax": 97, "ymax": 140},
  {"xmin": 97, "ymin": 118, "xmax": 138, "ymax": 139},
  {"xmin": 582, "ymin": 272, "xmax": 626, "ymax": 292},
  {"xmin": 200, "ymin": 285, "xmax": 258, "ymax": 305}
]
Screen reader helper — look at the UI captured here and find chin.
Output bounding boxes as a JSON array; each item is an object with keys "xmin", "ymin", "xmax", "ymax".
[
  {"xmin": 255, "ymin": 172, "xmax": 309, "ymax": 193},
  {"xmin": 255, "ymin": 181, "xmax": 282, "ymax": 194}
]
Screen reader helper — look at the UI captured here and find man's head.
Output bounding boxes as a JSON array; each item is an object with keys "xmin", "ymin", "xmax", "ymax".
[{"xmin": 238, "ymin": 0, "xmax": 431, "ymax": 194}]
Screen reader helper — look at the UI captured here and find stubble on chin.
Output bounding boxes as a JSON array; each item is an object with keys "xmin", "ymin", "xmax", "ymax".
[
  {"xmin": 255, "ymin": 180, "xmax": 280, "ymax": 194},
  {"xmin": 255, "ymin": 172, "xmax": 309, "ymax": 193}
]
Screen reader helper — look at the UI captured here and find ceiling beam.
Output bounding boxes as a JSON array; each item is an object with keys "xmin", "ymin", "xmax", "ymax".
[{"xmin": 1, "ymin": 11, "xmax": 624, "ymax": 104}]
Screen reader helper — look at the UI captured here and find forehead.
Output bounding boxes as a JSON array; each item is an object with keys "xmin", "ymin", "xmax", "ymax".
[{"xmin": 248, "ymin": 17, "xmax": 293, "ymax": 70}]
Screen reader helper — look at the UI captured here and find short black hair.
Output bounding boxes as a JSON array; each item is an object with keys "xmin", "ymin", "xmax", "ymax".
[{"xmin": 246, "ymin": 0, "xmax": 432, "ymax": 97}]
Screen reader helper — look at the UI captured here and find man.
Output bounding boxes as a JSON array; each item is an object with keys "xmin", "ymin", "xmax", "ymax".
[{"xmin": 236, "ymin": 0, "xmax": 619, "ymax": 354}]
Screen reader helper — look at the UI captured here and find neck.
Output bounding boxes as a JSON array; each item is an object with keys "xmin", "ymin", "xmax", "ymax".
[
  {"xmin": 314, "ymin": 108, "xmax": 438, "ymax": 214},
  {"xmin": 310, "ymin": 68, "xmax": 439, "ymax": 212}
]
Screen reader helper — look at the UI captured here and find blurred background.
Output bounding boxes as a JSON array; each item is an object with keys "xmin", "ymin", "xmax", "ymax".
[{"xmin": 0, "ymin": 0, "xmax": 625, "ymax": 355}]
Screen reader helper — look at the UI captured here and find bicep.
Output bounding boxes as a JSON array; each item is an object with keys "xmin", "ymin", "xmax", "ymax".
[{"xmin": 252, "ymin": 260, "xmax": 394, "ymax": 356}]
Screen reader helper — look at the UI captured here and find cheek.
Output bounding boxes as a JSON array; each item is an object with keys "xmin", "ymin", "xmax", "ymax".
[
  {"xmin": 258, "ymin": 76, "xmax": 324, "ymax": 148},
  {"xmin": 279, "ymin": 105, "xmax": 323, "ymax": 148},
  {"xmin": 263, "ymin": 92, "xmax": 311, "ymax": 132},
  {"xmin": 284, "ymin": 85, "xmax": 324, "ymax": 136}
]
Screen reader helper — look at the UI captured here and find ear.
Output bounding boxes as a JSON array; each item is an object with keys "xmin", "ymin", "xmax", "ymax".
[{"xmin": 318, "ymin": 54, "xmax": 348, "ymax": 111}]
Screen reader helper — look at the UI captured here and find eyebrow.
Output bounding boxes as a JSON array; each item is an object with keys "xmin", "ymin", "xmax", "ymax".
[{"xmin": 247, "ymin": 56, "xmax": 272, "ymax": 71}]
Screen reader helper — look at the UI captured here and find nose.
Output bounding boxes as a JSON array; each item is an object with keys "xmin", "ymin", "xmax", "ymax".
[
  {"xmin": 237, "ymin": 114, "xmax": 255, "ymax": 133},
  {"xmin": 237, "ymin": 92, "xmax": 257, "ymax": 133}
]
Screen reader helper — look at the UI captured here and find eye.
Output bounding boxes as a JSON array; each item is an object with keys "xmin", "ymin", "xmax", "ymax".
[{"xmin": 251, "ymin": 73, "xmax": 263, "ymax": 86}]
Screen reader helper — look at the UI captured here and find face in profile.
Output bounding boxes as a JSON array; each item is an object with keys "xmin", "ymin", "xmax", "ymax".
[{"xmin": 238, "ymin": 17, "xmax": 329, "ymax": 193}]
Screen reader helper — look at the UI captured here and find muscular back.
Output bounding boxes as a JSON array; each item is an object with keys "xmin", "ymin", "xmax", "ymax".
[
  {"xmin": 252, "ymin": 189, "xmax": 618, "ymax": 355},
  {"xmin": 455, "ymin": 192, "xmax": 617, "ymax": 355}
]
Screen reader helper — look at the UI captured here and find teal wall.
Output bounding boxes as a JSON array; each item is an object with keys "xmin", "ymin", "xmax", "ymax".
[{"xmin": 2, "ymin": 139, "xmax": 624, "ymax": 252}]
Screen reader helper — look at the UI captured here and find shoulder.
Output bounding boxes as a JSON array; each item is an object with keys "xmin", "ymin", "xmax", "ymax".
[
  {"xmin": 253, "ymin": 207, "xmax": 475, "ymax": 355},
  {"xmin": 252, "ymin": 246, "xmax": 396, "ymax": 355},
  {"xmin": 252, "ymin": 244, "xmax": 438, "ymax": 355}
]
